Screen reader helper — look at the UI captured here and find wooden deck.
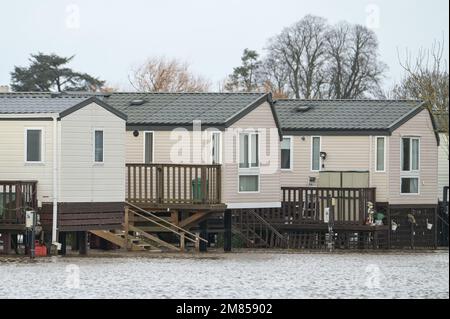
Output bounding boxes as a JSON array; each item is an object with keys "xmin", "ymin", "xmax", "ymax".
[
  {"xmin": 0, "ymin": 181, "xmax": 37, "ymax": 231},
  {"xmin": 126, "ymin": 163, "xmax": 225, "ymax": 211},
  {"xmin": 281, "ymin": 187, "xmax": 377, "ymax": 227}
]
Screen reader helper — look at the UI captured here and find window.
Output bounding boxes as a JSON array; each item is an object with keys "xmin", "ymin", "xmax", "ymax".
[
  {"xmin": 401, "ymin": 137, "xmax": 420, "ymax": 172},
  {"xmin": 94, "ymin": 130, "xmax": 104, "ymax": 163},
  {"xmin": 281, "ymin": 137, "xmax": 292, "ymax": 170},
  {"xmin": 401, "ymin": 177, "xmax": 419, "ymax": 194},
  {"xmin": 400, "ymin": 137, "xmax": 420, "ymax": 195},
  {"xmin": 25, "ymin": 129, "xmax": 43, "ymax": 162},
  {"xmin": 311, "ymin": 136, "xmax": 321, "ymax": 171},
  {"xmin": 239, "ymin": 133, "xmax": 259, "ymax": 168},
  {"xmin": 144, "ymin": 131, "xmax": 154, "ymax": 164},
  {"xmin": 211, "ymin": 132, "xmax": 221, "ymax": 164},
  {"xmin": 239, "ymin": 176, "xmax": 259, "ymax": 192},
  {"xmin": 239, "ymin": 132, "xmax": 259, "ymax": 192},
  {"xmin": 375, "ymin": 137, "xmax": 385, "ymax": 172}
]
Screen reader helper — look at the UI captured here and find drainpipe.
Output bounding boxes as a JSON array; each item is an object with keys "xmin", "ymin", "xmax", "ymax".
[{"xmin": 51, "ymin": 115, "xmax": 59, "ymax": 245}]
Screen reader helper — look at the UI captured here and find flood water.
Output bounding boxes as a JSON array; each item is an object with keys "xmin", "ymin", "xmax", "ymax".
[{"xmin": 0, "ymin": 251, "xmax": 448, "ymax": 299}]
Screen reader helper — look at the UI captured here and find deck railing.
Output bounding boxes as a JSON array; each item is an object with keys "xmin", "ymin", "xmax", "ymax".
[
  {"xmin": 0, "ymin": 181, "xmax": 38, "ymax": 225},
  {"xmin": 126, "ymin": 164, "xmax": 222, "ymax": 207},
  {"xmin": 281, "ymin": 187, "xmax": 376, "ymax": 225}
]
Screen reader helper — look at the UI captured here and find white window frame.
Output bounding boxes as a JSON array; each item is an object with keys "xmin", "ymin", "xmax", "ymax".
[
  {"xmin": 400, "ymin": 136, "xmax": 421, "ymax": 195},
  {"xmin": 310, "ymin": 136, "xmax": 322, "ymax": 172},
  {"xmin": 93, "ymin": 129, "xmax": 104, "ymax": 164},
  {"xmin": 375, "ymin": 136, "xmax": 386, "ymax": 173},
  {"xmin": 210, "ymin": 131, "xmax": 222, "ymax": 165},
  {"xmin": 239, "ymin": 132, "xmax": 260, "ymax": 169},
  {"xmin": 400, "ymin": 177, "xmax": 420, "ymax": 195},
  {"xmin": 401, "ymin": 136, "xmax": 420, "ymax": 173},
  {"xmin": 238, "ymin": 131, "xmax": 260, "ymax": 193},
  {"xmin": 237, "ymin": 174, "xmax": 260, "ymax": 194},
  {"xmin": 281, "ymin": 136, "xmax": 293, "ymax": 171},
  {"xmin": 143, "ymin": 131, "xmax": 155, "ymax": 164},
  {"xmin": 24, "ymin": 127, "xmax": 45, "ymax": 164}
]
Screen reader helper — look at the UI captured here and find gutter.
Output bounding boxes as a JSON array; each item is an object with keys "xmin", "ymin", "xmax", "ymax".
[
  {"xmin": 0, "ymin": 113, "xmax": 57, "ymax": 119},
  {"xmin": 51, "ymin": 115, "xmax": 59, "ymax": 246}
]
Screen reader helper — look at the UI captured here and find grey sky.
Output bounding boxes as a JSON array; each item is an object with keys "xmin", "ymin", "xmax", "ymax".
[{"xmin": 1, "ymin": 0, "xmax": 448, "ymax": 92}]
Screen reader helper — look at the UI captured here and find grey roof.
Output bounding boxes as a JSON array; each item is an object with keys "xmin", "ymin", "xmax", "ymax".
[
  {"xmin": 0, "ymin": 93, "xmax": 90, "ymax": 114},
  {"xmin": 275, "ymin": 99, "xmax": 425, "ymax": 133},
  {"xmin": 101, "ymin": 92, "xmax": 268, "ymax": 125},
  {"xmin": 0, "ymin": 92, "xmax": 269, "ymax": 126},
  {"xmin": 1, "ymin": 93, "xmax": 430, "ymax": 136},
  {"xmin": 0, "ymin": 93, "xmax": 127, "ymax": 120}
]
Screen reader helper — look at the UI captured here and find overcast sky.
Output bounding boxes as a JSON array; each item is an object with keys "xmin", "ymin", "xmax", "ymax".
[{"xmin": 1, "ymin": 0, "xmax": 448, "ymax": 92}]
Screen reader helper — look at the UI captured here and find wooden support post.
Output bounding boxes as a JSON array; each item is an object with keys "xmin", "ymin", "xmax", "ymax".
[
  {"xmin": 180, "ymin": 232, "xmax": 185, "ymax": 251},
  {"xmin": 72, "ymin": 232, "xmax": 79, "ymax": 251},
  {"xmin": 59, "ymin": 232, "xmax": 67, "ymax": 256},
  {"xmin": 1, "ymin": 233, "xmax": 11, "ymax": 254},
  {"xmin": 199, "ymin": 220, "xmax": 208, "ymax": 252},
  {"xmin": 434, "ymin": 206, "xmax": 438, "ymax": 249},
  {"xmin": 78, "ymin": 231, "xmax": 88, "ymax": 256},
  {"xmin": 171, "ymin": 211, "xmax": 179, "ymax": 226},
  {"xmin": 194, "ymin": 236, "xmax": 200, "ymax": 252},
  {"xmin": 224, "ymin": 210, "xmax": 232, "ymax": 252},
  {"xmin": 387, "ymin": 205, "xmax": 391, "ymax": 250},
  {"xmin": 124, "ymin": 206, "xmax": 130, "ymax": 251}
]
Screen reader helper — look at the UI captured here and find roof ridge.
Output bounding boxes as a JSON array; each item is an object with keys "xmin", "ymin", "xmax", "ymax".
[{"xmin": 275, "ymin": 98, "xmax": 423, "ymax": 102}]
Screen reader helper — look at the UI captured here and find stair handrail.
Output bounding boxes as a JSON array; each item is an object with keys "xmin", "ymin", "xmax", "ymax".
[
  {"xmin": 126, "ymin": 201, "xmax": 208, "ymax": 244},
  {"xmin": 246, "ymin": 210, "xmax": 288, "ymax": 246},
  {"xmin": 437, "ymin": 213, "xmax": 449, "ymax": 227}
]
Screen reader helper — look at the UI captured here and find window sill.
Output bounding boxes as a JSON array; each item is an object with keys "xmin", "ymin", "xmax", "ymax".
[{"xmin": 24, "ymin": 162, "xmax": 45, "ymax": 166}]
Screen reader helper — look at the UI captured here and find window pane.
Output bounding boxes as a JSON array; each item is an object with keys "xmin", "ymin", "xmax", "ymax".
[
  {"xmin": 145, "ymin": 132, "xmax": 153, "ymax": 164},
  {"xmin": 239, "ymin": 134, "xmax": 249, "ymax": 168},
  {"xmin": 312, "ymin": 137, "xmax": 320, "ymax": 171},
  {"xmin": 401, "ymin": 178, "xmax": 419, "ymax": 194},
  {"xmin": 412, "ymin": 139, "xmax": 419, "ymax": 170},
  {"xmin": 251, "ymin": 134, "xmax": 259, "ymax": 167},
  {"xmin": 239, "ymin": 175, "xmax": 259, "ymax": 192},
  {"xmin": 281, "ymin": 138, "xmax": 291, "ymax": 169},
  {"xmin": 27, "ymin": 130, "xmax": 41, "ymax": 162},
  {"xmin": 95, "ymin": 131, "xmax": 103, "ymax": 162},
  {"xmin": 402, "ymin": 138, "xmax": 410, "ymax": 171},
  {"xmin": 211, "ymin": 133, "xmax": 220, "ymax": 164},
  {"xmin": 376, "ymin": 137, "xmax": 385, "ymax": 171}
]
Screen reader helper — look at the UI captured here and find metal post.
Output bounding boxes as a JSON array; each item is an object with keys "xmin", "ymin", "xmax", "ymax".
[
  {"xmin": 58, "ymin": 232, "xmax": 67, "ymax": 256},
  {"xmin": 224, "ymin": 210, "xmax": 232, "ymax": 252},
  {"xmin": 78, "ymin": 231, "xmax": 88, "ymax": 255},
  {"xmin": 327, "ymin": 205, "xmax": 335, "ymax": 252},
  {"xmin": 199, "ymin": 220, "xmax": 208, "ymax": 252}
]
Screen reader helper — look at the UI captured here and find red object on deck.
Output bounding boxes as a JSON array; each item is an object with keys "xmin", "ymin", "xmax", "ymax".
[{"xmin": 35, "ymin": 241, "xmax": 47, "ymax": 257}]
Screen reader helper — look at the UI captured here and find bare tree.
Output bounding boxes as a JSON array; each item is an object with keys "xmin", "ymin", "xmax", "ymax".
[
  {"xmin": 129, "ymin": 57, "xmax": 210, "ymax": 92},
  {"xmin": 393, "ymin": 39, "xmax": 449, "ymax": 155},
  {"xmin": 260, "ymin": 52, "xmax": 290, "ymax": 98},
  {"xmin": 325, "ymin": 23, "xmax": 387, "ymax": 99},
  {"xmin": 267, "ymin": 15, "xmax": 328, "ymax": 99}
]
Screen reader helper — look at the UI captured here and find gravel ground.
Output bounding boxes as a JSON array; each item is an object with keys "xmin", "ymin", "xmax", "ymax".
[{"xmin": 0, "ymin": 250, "xmax": 448, "ymax": 299}]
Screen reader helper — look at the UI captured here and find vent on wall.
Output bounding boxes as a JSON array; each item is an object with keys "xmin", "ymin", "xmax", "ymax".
[{"xmin": 295, "ymin": 105, "xmax": 312, "ymax": 112}]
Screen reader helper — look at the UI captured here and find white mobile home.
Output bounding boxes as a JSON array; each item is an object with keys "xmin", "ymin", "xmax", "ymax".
[{"xmin": 0, "ymin": 94, "xmax": 126, "ymax": 249}]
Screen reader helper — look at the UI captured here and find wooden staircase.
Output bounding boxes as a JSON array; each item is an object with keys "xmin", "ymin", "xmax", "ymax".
[
  {"xmin": 232, "ymin": 209, "xmax": 288, "ymax": 249},
  {"xmin": 91, "ymin": 202, "xmax": 208, "ymax": 253},
  {"xmin": 89, "ymin": 230, "xmax": 162, "ymax": 252}
]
